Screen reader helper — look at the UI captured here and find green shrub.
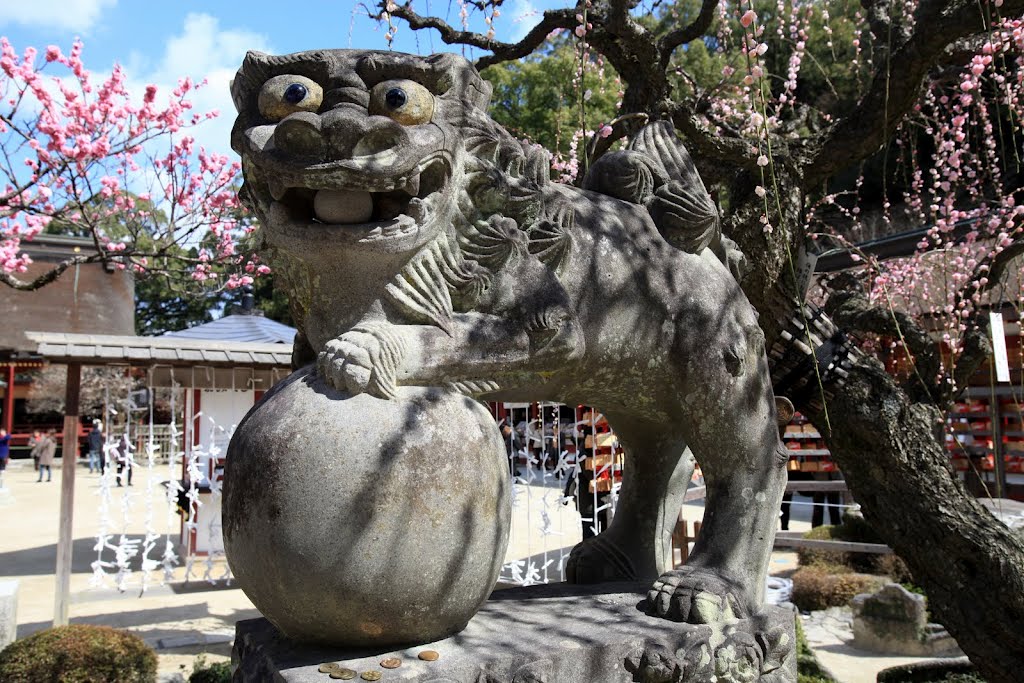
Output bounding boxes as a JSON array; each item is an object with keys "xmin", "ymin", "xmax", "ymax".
[
  {"xmin": 870, "ymin": 553, "xmax": 913, "ymax": 583},
  {"xmin": 791, "ymin": 565, "xmax": 884, "ymax": 611},
  {"xmin": 189, "ymin": 654, "xmax": 232, "ymax": 683},
  {"xmin": 0, "ymin": 624, "xmax": 157, "ymax": 683},
  {"xmin": 796, "ymin": 523, "xmax": 913, "ymax": 581},
  {"xmin": 796, "ymin": 526, "xmax": 852, "ymax": 568},
  {"xmin": 838, "ymin": 510, "xmax": 884, "ymax": 544}
]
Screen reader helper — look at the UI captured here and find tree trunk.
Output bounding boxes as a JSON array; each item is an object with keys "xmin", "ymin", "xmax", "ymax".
[
  {"xmin": 727, "ymin": 191, "xmax": 1024, "ymax": 679},
  {"xmin": 801, "ymin": 353, "xmax": 1024, "ymax": 683}
]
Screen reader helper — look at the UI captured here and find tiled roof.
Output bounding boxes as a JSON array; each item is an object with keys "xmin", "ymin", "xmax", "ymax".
[
  {"xmin": 162, "ymin": 314, "xmax": 296, "ymax": 344},
  {"xmin": 24, "ymin": 331, "xmax": 292, "ymax": 368}
]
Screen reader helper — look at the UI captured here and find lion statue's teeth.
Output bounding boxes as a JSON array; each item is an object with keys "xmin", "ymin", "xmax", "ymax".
[{"xmin": 313, "ymin": 189, "xmax": 373, "ymax": 224}]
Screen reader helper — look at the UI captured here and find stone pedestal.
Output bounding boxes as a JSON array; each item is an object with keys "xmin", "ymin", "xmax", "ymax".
[{"xmin": 233, "ymin": 582, "xmax": 796, "ymax": 683}]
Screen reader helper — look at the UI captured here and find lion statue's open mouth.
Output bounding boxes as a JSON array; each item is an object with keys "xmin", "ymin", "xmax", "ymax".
[{"xmin": 258, "ymin": 155, "xmax": 452, "ymax": 243}]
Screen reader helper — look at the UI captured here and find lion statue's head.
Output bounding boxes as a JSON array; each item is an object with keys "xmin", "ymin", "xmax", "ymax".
[{"xmin": 231, "ymin": 49, "xmax": 567, "ymax": 350}]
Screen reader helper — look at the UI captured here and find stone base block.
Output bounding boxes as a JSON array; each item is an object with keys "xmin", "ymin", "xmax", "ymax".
[
  {"xmin": 233, "ymin": 582, "xmax": 796, "ymax": 683},
  {"xmin": 0, "ymin": 580, "xmax": 18, "ymax": 650}
]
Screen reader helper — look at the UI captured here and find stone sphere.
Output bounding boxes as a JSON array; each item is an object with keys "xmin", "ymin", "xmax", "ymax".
[
  {"xmin": 223, "ymin": 367, "xmax": 510, "ymax": 647},
  {"xmin": 313, "ymin": 189, "xmax": 373, "ymax": 224}
]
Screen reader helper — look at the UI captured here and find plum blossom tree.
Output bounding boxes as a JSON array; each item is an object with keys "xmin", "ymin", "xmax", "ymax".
[
  {"xmin": 0, "ymin": 39, "xmax": 264, "ymax": 293},
  {"xmin": 368, "ymin": 0, "xmax": 1024, "ymax": 678}
]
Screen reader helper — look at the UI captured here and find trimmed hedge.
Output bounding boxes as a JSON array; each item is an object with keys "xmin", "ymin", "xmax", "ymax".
[
  {"xmin": 791, "ymin": 564, "xmax": 885, "ymax": 612},
  {"xmin": 797, "ymin": 524, "xmax": 913, "ymax": 582},
  {"xmin": 0, "ymin": 624, "xmax": 157, "ymax": 683}
]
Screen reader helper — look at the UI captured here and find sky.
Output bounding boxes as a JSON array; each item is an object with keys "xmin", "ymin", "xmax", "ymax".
[{"xmin": 0, "ymin": 0, "xmax": 559, "ymax": 157}]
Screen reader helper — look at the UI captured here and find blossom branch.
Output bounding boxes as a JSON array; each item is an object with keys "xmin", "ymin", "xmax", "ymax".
[
  {"xmin": 804, "ymin": 0, "xmax": 1024, "ymax": 184},
  {"xmin": 0, "ymin": 253, "xmax": 102, "ymax": 290}
]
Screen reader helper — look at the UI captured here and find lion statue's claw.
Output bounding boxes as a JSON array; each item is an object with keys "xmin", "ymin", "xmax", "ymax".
[
  {"xmin": 317, "ymin": 324, "xmax": 406, "ymax": 400},
  {"xmin": 646, "ymin": 567, "xmax": 750, "ymax": 624}
]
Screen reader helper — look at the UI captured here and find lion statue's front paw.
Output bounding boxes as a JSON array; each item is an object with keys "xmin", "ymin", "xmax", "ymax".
[
  {"xmin": 646, "ymin": 567, "xmax": 750, "ymax": 624},
  {"xmin": 316, "ymin": 323, "xmax": 408, "ymax": 399}
]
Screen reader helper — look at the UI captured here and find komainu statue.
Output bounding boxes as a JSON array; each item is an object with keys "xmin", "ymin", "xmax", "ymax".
[{"xmin": 223, "ymin": 48, "xmax": 792, "ymax": 678}]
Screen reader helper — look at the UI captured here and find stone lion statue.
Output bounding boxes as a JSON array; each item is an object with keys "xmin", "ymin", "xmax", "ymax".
[{"xmin": 230, "ymin": 49, "xmax": 788, "ymax": 629}]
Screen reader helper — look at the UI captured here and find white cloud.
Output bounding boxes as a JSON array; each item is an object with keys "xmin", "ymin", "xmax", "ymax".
[
  {"xmin": 0, "ymin": 0, "xmax": 116, "ymax": 33},
  {"xmin": 127, "ymin": 13, "xmax": 271, "ymax": 158}
]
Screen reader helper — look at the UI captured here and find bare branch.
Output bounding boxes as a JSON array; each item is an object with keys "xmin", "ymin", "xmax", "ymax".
[
  {"xmin": 385, "ymin": 2, "xmax": 579, "ymax": 70},
  {"xmin": 980, "ymin": 239, "xmax": 1024, "ymax": 291},
  {"xmin": 950, "ymin": 325, "xmax": 993, "ymax": 401},
  {"xmin": 657, "ymin": 0, "xmax": 719, "ymax": 66},
  {"xmin": 668, "ymin": 103, "xmax": 761, "ymax": 175}
]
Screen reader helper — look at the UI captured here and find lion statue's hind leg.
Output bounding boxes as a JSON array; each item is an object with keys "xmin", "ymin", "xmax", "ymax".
[
  {"xmin": 565, "ymin": 422, "xmax": 695, "ymax": 584},
  {"xmin": 646, "ymin": 279, "xmax": 788, "ymax": 624}
]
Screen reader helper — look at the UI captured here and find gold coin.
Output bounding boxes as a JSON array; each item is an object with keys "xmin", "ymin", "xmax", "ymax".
[
  {"xmin": 329, "ymin": 670, "xmax": 357, "ymax": 680},
  {"xmin": 417, "ymin": 650, "xmax": 440, "ymax": 661},
  {"xmin": 319, "ymin": 663, "xmax": 341, "ymax": 673},
  {"xmin": 380, "ymin": 657, "xmax": 401, "ymax": 669},
  {"xmin": 361, "ymin": 672, "xmax": 383, "ymax": 681}
]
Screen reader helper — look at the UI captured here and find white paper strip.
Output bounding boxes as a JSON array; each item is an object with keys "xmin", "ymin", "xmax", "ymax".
[{"xmin": 990, "ymin": 311, "xmax": 1011, "ymax": 383}]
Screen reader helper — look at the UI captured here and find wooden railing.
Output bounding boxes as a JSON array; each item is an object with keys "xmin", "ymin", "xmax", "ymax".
[{"xmin": 670, "ymin": 480, "xmax": 893, "ymax": 566}]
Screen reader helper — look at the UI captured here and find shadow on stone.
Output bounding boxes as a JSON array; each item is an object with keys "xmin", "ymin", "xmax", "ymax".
[{"xmin": 234, "ymin": 582, "xmax": 797, "ymax": 682}]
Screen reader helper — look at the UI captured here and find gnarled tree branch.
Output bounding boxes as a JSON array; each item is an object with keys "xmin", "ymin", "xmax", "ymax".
[
  {"xmin": 383, "ymin": 2, "xmax": 580, "ymax": 70},
  {"xmin": 824, "ymin": 281, "xmax": 943, "ymax": 403},
  {"xmin": 657, "ymin": 0, "xmax": 719, "ymax": 67}
]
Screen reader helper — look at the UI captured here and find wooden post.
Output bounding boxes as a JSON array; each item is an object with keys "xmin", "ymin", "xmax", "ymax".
[
  {"xmin": 672, "ymin": 514, "xmax": 689, "ymax": 565},
  {"xmin": 990, "ymin": 386, "xmax": 1007, "ymax": 500},
  {"xmin": 3, "ymin": 363, "xmax": 14, "ymax": 435},
  {"xmin": 54, "ymin": 362, "xmax": 81, "ymax": 627}
]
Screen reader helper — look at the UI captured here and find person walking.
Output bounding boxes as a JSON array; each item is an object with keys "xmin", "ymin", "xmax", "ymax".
[
  {"xmin": 28, "ymin": 429, "xmax": 41, "ymax": 472},
  {"xmin": 87, "ymin": 421, "xmax": 104, "ymax": 474},
  {"xmin": 0, "ymin": 428, "xmax": 10, "ymax": 485},
  {"xmin": 499, "ymin": 420, "xmax": 522, "ymax": 476},
  {"xmin": 35, "ymin": 428, "xmax": 56, "ymax": 482},
  {"xmin": 115, "ymin": 433, "xmax": 133, "ymax": 487}
]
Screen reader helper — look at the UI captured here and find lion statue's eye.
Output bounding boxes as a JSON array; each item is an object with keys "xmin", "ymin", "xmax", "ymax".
[
  {"xmin": 258, "ymin": 74, "xmax": 323, "ymax": 121},
  {"xmin": 369, "ymin": 79, "xmax": 433, "ymax": 125}
]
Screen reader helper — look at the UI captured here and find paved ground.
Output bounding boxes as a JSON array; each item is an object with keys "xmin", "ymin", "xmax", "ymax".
[{"xmin": 0, "ymin": 458, "xmax": 947, "ymax": 681}]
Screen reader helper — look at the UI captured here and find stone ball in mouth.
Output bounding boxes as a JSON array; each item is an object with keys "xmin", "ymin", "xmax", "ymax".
[{"xmin": 313, "ymin": 189, "xmax": 374, "ymax": 224}]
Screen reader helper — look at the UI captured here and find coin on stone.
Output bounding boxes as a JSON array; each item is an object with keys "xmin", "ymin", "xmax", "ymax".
[
  {"xmin": 380, "ymin": 657, "xmax": 401, "ymax": 669},
  {"xmin": 360, "ymin": 672, "xmax": 383, "ymax": 681},
  {"xmin": 329, "ymin": 669, "xmax": 357, "ymax": 680},
  {"xmin": 319, "ymin": 663, "xmax": 342, "ymax": 673},
  {"xmin": 417, "ymin": 650, "xmax": 440, "ymax": 662}
]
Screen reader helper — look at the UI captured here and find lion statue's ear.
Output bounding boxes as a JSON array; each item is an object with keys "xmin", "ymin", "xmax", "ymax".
[{"xmin": 419, "ymin": 52, "xmax": 492, "ymax": 110}]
